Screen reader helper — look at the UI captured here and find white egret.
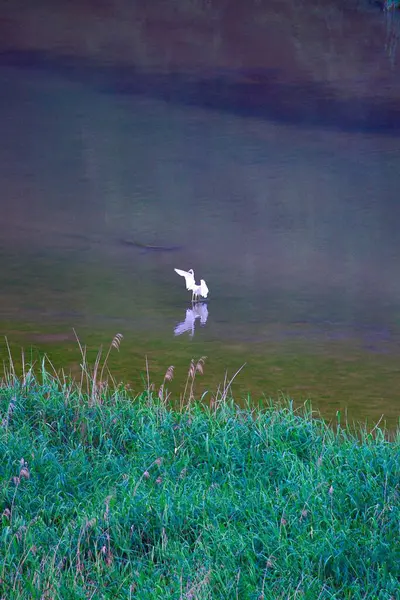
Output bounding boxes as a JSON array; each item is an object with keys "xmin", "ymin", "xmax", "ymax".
[{"xmin": 174, "ymin": 268, "xmax": 209, "ymax": 302}]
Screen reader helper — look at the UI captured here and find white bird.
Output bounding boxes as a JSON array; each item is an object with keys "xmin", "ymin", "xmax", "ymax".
[
  {"xmin": 174, "ymin": 268, "xmax": 209, "ymax": 302},
  {"xmin": 174, "ymin": 303, "xmax": 209, "ymax": 337}
]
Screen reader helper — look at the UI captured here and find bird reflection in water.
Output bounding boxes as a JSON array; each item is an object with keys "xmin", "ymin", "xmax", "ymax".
[{"xmin": 174, "ymin": 303, "xmax": 209, "ymax": 338}]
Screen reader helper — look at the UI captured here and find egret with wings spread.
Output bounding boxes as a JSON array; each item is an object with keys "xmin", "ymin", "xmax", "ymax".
[{"xmin": 174, "ymin": 268, "xmax": 209, "ymax": 302}]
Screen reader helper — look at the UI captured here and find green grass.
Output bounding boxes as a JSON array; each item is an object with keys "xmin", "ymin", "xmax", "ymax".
[{"xmin": 0, "ymin": 345, "xmax": 399, "ymax": 599}]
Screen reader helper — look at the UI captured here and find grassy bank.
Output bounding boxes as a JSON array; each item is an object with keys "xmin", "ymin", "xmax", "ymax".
[{"xmin": 0, "ymin": 355, "xmax": 399, "ymax": 599}]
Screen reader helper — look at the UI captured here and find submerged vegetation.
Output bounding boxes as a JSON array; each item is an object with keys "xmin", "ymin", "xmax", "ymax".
[{"xmin": 0, "ymin": 336, "xmax": 399, "ymax": 599}]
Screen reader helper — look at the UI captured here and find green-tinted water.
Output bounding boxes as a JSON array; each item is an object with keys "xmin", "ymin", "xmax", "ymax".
[{"xmin": 1, "ymin": 64, "xmax": 400, "ymax": 426}]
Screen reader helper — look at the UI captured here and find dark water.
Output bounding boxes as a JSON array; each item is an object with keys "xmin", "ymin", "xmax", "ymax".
[{"xmin": 1, "ymin": 24, "xmax": 400, "ymax": 425}]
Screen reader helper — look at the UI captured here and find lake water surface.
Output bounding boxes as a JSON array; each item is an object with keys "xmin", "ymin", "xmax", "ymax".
[{"xmin": 1, "ymin": 21, "xmax": 400, "ymax": 425}]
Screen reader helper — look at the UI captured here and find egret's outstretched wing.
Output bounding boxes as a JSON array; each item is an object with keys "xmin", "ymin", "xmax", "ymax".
[
  {"xmin": 174, "ymin": 268, "xmax": 195, "ymax": 291},
  {"xmin": 199, "ymin": 279, "xmax": 209, "ymax": 298}
]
